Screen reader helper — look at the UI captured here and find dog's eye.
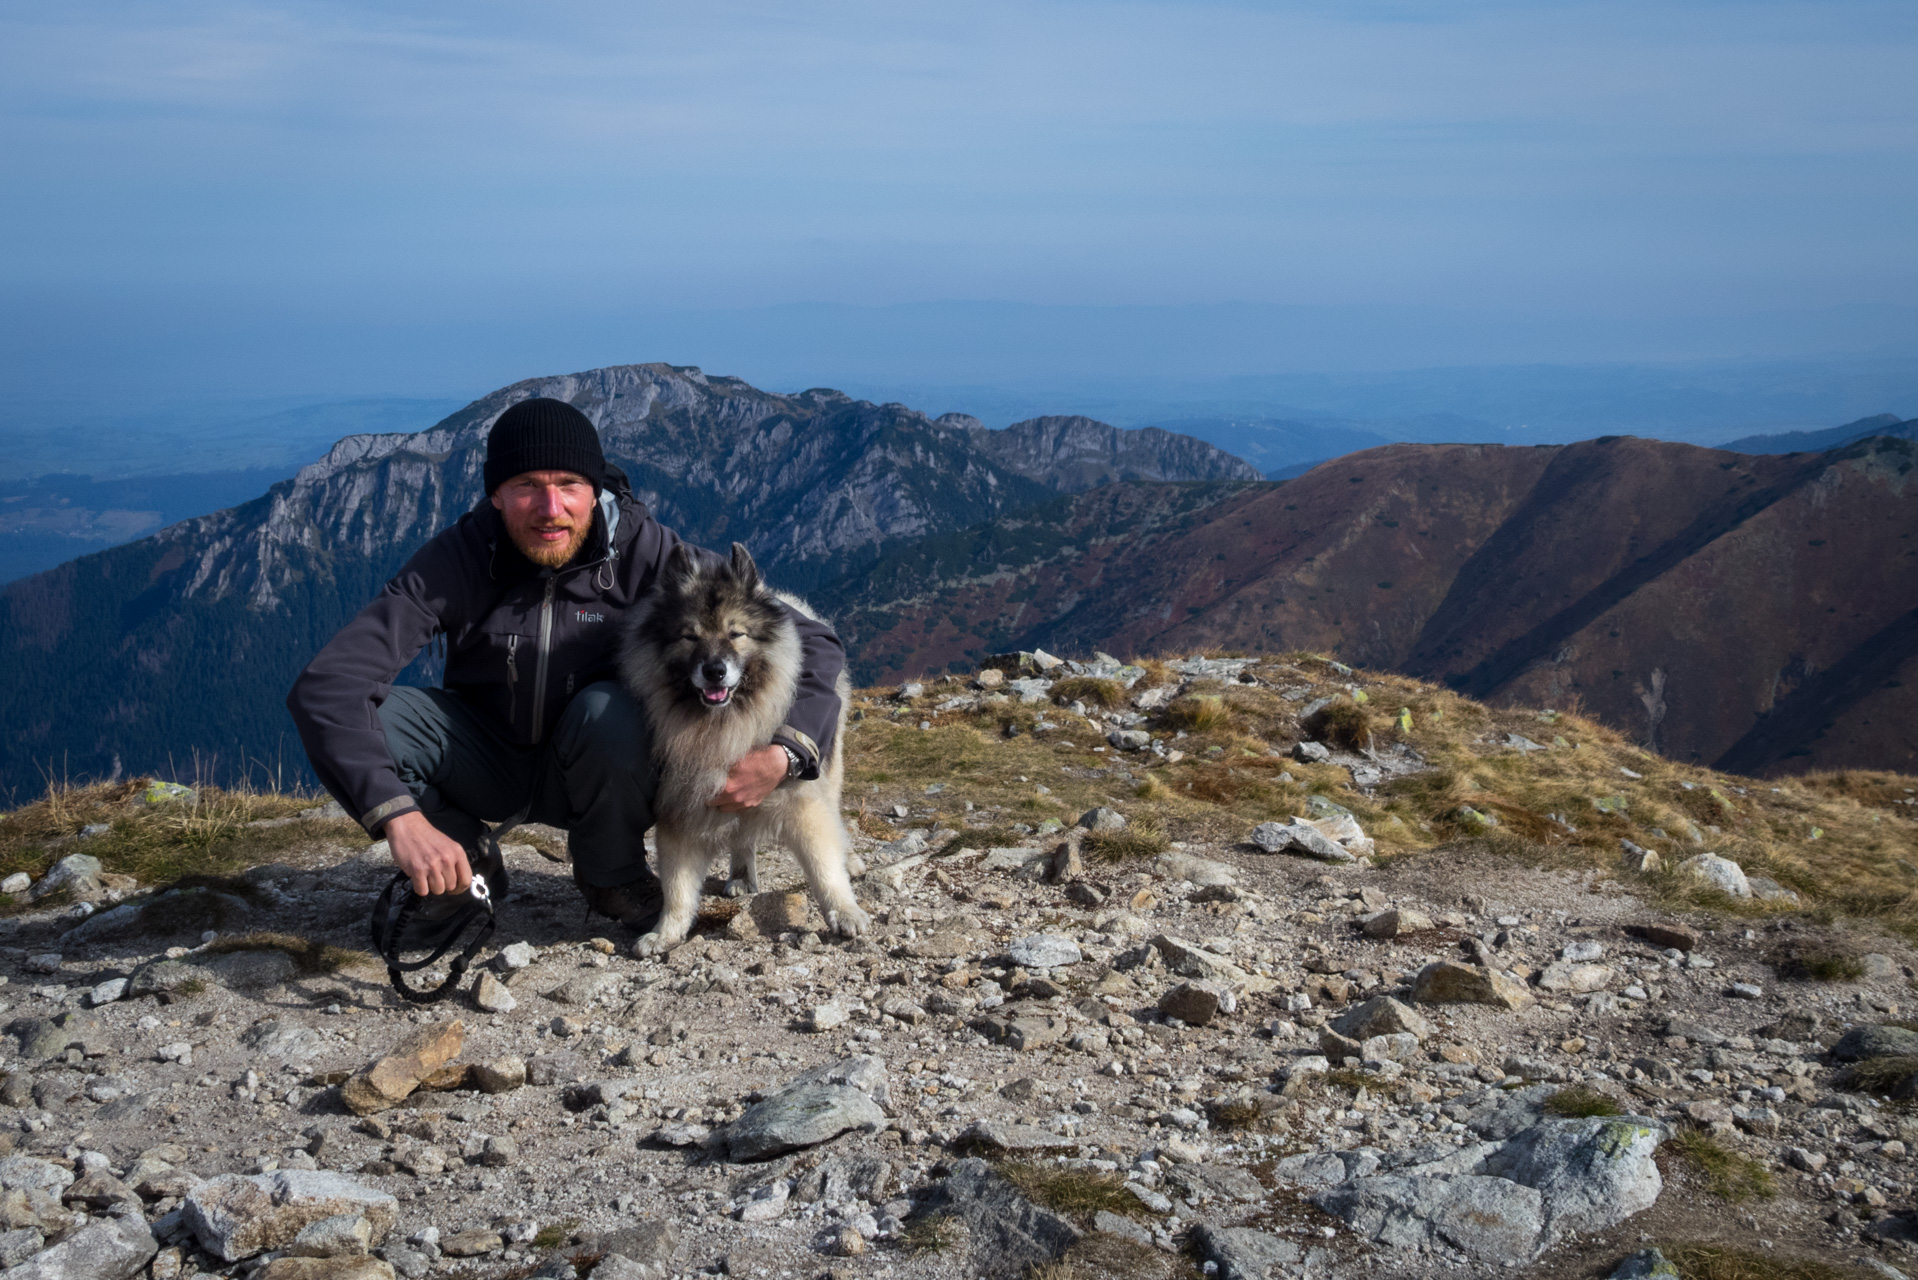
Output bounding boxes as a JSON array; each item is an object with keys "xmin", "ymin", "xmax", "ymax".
[
  {"xmin": 728, "ymin": 630, "xmax": 747, "ymax": 640},
  {"xmin": 679, "ymin": 633, "xmax": 698, "ymax": 643}
]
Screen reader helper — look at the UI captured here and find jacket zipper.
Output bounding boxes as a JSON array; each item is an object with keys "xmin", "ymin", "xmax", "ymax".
[
  {"xmin": 505, "ymin": 636, "xmax": 520, "ymax": 727},
  {"xmin": 530, "ymin": 576, "xmax": 557, "ymax": 743}
]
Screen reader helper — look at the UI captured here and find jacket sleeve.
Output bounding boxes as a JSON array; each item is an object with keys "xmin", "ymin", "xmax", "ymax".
[
  {"xmin": 285, "ymin": 533, "xmax": 457, "ymax": 834},
  {"xmin": 626, "ymin": 510, "xmax": 845, "ymax": 779}
]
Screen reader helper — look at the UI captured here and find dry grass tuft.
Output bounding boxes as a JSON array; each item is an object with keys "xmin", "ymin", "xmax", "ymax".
[
  {"xmin": 1160, "ymin": 696, "xmax": 1234, "ymax": 733},
  {"xmin": 1836, "ymin": 1054, "xmax": 1918, "ymax": 1095},
  {"xmin": 993, "ymin": 1160, "xmax": 1146, "ymax": 1223},
  {"xmin": 203, "ymin": 931, "xmax": 368, "ymax": 976},
  {"xmin": 1304, "ymin": 700, "xmax": 1372, "ymax": 751},
  {"xmin": 1665, "ymin": 1128, "xmax": 1775, "ymax": 1202},
  {"xmin": 900, "ymin": 1212, "xmax": 961, "ymax": 1254},
  {"xmin": 0, "ymin": 779, "xmax": 355, "ymax": 893},
  {"xmin": 1049, "ymin": 677, "xmax": 1128, "ymax": 710},
  {"xmin": 1662, "ymin": 1241, "xmax": 1869, "ymax": 1280},
  {"xmin": 1769, "ymin": 940, "xmax": 1866, "ymax": 982},
  {"xmin": 1543, "ymin": 1085, "xmax": 1624, "ymax": 1118},
  {"xmin": 1083, "ymin": 817, "xmax": 1170, "ymax": 861}
]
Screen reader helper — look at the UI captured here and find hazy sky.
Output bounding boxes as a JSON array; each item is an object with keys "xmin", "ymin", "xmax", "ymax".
[{"xmin": 3, "ymin": 1, "xmax": 1916, "ymax": 401}]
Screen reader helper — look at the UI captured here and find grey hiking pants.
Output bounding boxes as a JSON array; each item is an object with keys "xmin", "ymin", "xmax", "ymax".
[{"xmin": 377, "ymin": 681, "xmax": 657, "ymax": 888}]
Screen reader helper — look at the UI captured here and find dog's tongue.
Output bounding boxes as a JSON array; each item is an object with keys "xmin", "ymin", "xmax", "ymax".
[{"xmin": 702, "ymin": 687, "xmax": 731, "ymax": 705}]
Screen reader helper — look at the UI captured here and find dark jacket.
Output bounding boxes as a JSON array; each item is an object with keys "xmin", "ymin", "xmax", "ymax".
[{"xmin": 286, "ymin": 474, "xmax": 844, "ymax": 834}]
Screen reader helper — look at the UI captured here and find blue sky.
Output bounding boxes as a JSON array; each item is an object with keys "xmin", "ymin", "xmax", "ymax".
[{"xmin": 2, "ymin": 1, "xmax": 1916, "ymax": 410}]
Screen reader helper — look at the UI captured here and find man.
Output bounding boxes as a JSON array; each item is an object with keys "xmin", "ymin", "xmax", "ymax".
[{"xmin": 287, "ymin": 397, "xmax": 845, "ymax": 926}]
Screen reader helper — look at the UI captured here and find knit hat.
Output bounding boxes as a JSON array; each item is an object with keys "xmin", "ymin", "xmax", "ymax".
[{"xmin": 484, "ymin": 398, "xmax": 608, "ymax": 494}]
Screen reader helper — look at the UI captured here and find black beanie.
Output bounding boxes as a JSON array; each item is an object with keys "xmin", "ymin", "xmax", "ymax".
[{"xmin": 484, "ymin": 398, "xmax": 608, "ymax": 494}]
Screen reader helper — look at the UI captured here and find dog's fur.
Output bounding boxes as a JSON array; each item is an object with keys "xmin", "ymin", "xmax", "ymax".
[{"xmin": 618, "ymin": 541, "xmax": 868, "ymax": 954}]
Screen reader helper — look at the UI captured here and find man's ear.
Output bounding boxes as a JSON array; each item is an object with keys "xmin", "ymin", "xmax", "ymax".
[{"xmin": 489, "ymin": 489, "xmax": 505, "ymax": 511}]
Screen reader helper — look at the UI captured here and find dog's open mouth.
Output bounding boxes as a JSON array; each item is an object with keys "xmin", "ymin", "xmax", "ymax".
[{"xmin": 699, "ymin": 686, "xmax": 734, "ymax": 707}]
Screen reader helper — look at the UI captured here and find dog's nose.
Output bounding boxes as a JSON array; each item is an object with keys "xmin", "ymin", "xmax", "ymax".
[{"xmin": 701, "ymin": 661, "xmax": 730, "ymax": 684}]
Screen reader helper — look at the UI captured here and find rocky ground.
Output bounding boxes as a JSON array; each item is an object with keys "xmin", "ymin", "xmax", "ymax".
[{"xmin": 0, "ymin": 654, "xmax": 1915, "ymax": 1280}]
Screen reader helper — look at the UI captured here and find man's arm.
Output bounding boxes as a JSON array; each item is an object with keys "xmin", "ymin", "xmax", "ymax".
[{"xmin": 286, "ymin": 541, "xmax": 451, "ymax": 836}]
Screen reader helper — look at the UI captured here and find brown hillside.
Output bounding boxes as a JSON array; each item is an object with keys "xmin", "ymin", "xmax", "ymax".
[{"xmin": 835, "ymin": 435, "xmax": 1918, "ymax": 775}]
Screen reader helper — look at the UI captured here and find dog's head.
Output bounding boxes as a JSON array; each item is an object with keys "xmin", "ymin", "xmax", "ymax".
[{"xmin": 647, "ymin": 542, "xmax": 788, "ymax": 712}]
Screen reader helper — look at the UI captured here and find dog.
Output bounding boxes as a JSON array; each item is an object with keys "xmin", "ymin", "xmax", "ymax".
[{"xmin": 619, "ymin": 541, "xmax": 869, "ymax": 955}]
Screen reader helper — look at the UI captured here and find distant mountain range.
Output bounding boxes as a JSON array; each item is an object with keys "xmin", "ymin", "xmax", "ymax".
[
  {"xmin": 1719, "ymin": 413, "xmax": 1918, "ymax": 455},
  {"xmin": 0, "ymin": 365, "xmax": 1253, "ymax": 797},
  {"xmin": 1, "ymin": 365, "xmax": 1912, "ymax": 797}
]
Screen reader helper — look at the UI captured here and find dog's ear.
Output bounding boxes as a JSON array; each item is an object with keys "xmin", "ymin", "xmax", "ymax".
[
  {"xmin": 729, "ymin": 542, "xmax": 760, "ymax": 592},
  {"xmin": 664, "ymin": 542, "xmax": 697, "ymax": 587}
]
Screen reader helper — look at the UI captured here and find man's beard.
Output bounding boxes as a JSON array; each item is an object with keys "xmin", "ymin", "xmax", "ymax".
[{"xmin": 513, "ymin": 521, "xmax": 587, "ymax": 568}]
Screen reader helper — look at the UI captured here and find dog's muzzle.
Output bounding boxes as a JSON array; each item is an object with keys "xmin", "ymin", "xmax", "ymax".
[{"xmin": 694, "ymin": 660, "xmax": 740, "ymax": 708}]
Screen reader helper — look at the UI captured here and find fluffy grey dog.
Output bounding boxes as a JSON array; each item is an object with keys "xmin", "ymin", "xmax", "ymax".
[{"xmin": 619, "ymin": 542, "xmax": 867, "ymax": 955}]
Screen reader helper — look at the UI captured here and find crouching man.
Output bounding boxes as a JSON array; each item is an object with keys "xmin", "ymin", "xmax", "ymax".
[{"xmin": 286, "ymin": 397, "xmax": 845, "ymax": 926}]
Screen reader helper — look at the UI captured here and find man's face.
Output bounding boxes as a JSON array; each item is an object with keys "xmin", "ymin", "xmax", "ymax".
[{"xmin": 490, "ymin": 470, "xmax": 597, "ymax": 568}]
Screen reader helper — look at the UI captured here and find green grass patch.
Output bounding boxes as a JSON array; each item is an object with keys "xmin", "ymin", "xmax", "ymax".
[
  {"xmin": 1543, "ymin": 1085, "xmax": 1624, "ymax": 1118},
  {"xmin": 529, "ymin": 1219, "xmax": 578, "ymax": 1250},
  {"xmin": 1666, "ymin": 1128, "xmax": 1775, "ymax": 1202},
  {"xmin": 1160, "ymin": 696, "xmax": 1234, "ymax": 734},
  {"xmin": 992, "ymin": 1159, "xmax": 1145, "ymax": 1223},
  {"xmin": 1770, "ymin": 941, "xmax": 1866, "ymax": 982},
  {"xmin": 899, "ymin": 1212, "xmax": 961, "ymax": 1254}
]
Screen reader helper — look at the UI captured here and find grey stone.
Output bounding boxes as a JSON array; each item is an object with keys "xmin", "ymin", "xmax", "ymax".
[
  {"xmin": 1447, "ymin": 1085, "xmax": 1558, "ymax": 1140},
  {"xmin": 473, "ymin": 973, "xmax": 516, "ymax": 1014},
  {"xmin": 29, "ymin": 856, "xmax": 102, "ymax": 903},
  {"xmin": 1360, "ymin": 909, "xmax": 1432, "ymax": 939},
  {"xmin": 289, "ymin": 1215, "xmax": 374, "ymax": 1259},
  {"xmin": 1158, "ymin": 981, "xmax": 1229, "ymax": 1027},
  {"xmin": 1106, "ymin": 730, "xmax": 1151, "ymax": 752},
  {"xmin": 1292, "ymin": 742, "xmax": 1331, "ymax": 764},
  {"xmin": 1536, "ymin": 962, "xmax": 1615, "ymax": 994},
  {"xmin": 1271, "ymin": 1150, "xmax": 1381, "ymax": 1188},
  {"xmin": 1833, "ymin": 1024, "xmax": 1918, "ymax": 1061},
  {"xmin": 240, "ymin": 1020, "xmax": 324, "ymax": 1064},
  {"xmin": 724, "ymin": 1085, "xmax": 885, "ymax": 1161},
  {"xmin": 1077, "ymin": 808, "xmax": 1126, "ymax": 833},
  {"xmin": 86, "ymin": 979, "xmax": 128, "ymax": 1008},
  {"xmin": 0, "ymin": 875, "xmax": 28, "ymax": 897},
  {"xmin": 469, "ymin": 1056, "xmax": 526, "ymax": 1094},
  {"xmin": 23, "ymin": 955, "xmax": 61, "ymax": 976},
  {"xmin": 1165, "ymin": 1164, "xmax": 1264, "ymax": 1203},
  {"xmin": 1148, "ymin": 853, "xmax": 1236, "ymax": 886},
  {"xmin": 376, "ymin": 1248, "xmax": 429, "ymax": 1280},
  {"xmin": 1191, "ymin": 1225, "xmax": 1302, "ymax": 1280},
  {"xmin": 1561, "ymin": 941, "xmax": 1606, "ymax": 962},
  {"xmin": 0, "ymin": 1228, "xmax": 43, "ymax": 1268},
  {"xmin": 1675, "ymin": 853, "xmax": 1750, "ymax": 898},
  {"xmin": 494, "ymin": 942, "xmax": 536, "ymax": 971},
  {"xmin": 794, "ymin": 1157, "xmax": 892, "ymax": 1206},
  {"xmin": 548, "ymin": 972, "xmax": 611, "ymax": 1007},
  {"xmin": 1314, "ymin": 1174, "xmax": 1545, "ymax": 1260},
  {"xmin": 1, "ymin": 1210, "xmax": 156, "ymax": 1280},
  {"xmin": 1609, "ymin": 1247, "xmax": 1680, "ymax": 1278},
  {"xmin": 1008, "ymin": 935, "xmax": 1081, "ymax": 969},
  {"xmin": 596, "ymin": 1221, "xmax": 679, "ymax": 1280},
  {"xmin": 1249, "ymin": 820, "xmax": 1353, "ymax": 863},
  {"xmin": 1330, "ymin": 996, "xmax": 1433, "ymax": 1043},
  {"xmin": 1486, "ymin": 1115, "xmax": 1666, "ymax": 1240},
  {"xmin": 0, "ymin": 1159, "xmax": 76, "ymax": 1198},
  {"xmin": 199, "ymin": 949, "xmax": 298, "ymax": 990},
  {"xmin": 184, "ymin": 1171, "xmax": 398, "ymax": 1262},
  {"xmin": 923, "ymin": 1158, "xmax": 1080, "ymax": 1278},
  {"xmin": 524, "ymin": 1052, "xmax": 588, "ymax": 1086},
  {"xmin": 953, "ymin": 1120, "xmax": 1077, "ymax": 1153},
  {"xmin": 1091, "ymin": 1210, "xmax": 1150, "ymax": 1246},
  {"xmin": 126, "ymin": 960, "xmax": 198, "ymax": 1000}
]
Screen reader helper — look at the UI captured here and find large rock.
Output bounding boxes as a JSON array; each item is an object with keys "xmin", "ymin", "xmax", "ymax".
[
  {"xmin": 953, "ymin": 1120, "xmax": 1078, "ymax": 1153},
  {"xmin": 1330, "ymin": 996, "xmax": 1433, "ymax": 1043},
  {"xmin": 1315, "ymin": 1175, "xmax": 1544, "ymax": 1260},
  {"xmin": 1149, "ymin": 935, "xmax": 1274, "ymax": 994},
  {"xmin": 921, "ymin": 1158, "xmax": 1080, "ymax": 1278},
  {"xmin": 1412, "ymin": 961, "xmax": 1534, "ymax": 1010},
  {"xmin": 723, "ymin": 1086, "xmax": 885, "ymax": 1162},
  {"xmin": 1007, "ymin": 935, "xmax": 1080, "ymax": 969},
  {"xmin": 1190, "ymin": 1225, "xmax": 1302, "ymax": 1280},
  {"xmin": 28, "ymin": 856, "xmax": 103, "ymax": 903},
  {"xmin": 0, "ymin": 1210, "xmax": 156, "ymax": 1280},
  {"xmin": 338, "ymin": 1022, "xmax": 464, "ymax": 1116},
  {"xmin": 1249, "ymin": 821, "xmax": 1354, "ymax": 863},
  {"xmin": 184, "ymin": 1171, "xmax": 399, "ymax": 1262},
  {"xmin": 1148, "ymin": 853, "xmax": 1236, "ymax": 887},
  {"xmin": 1833, "ymin": 1024, "xmax": 1918, "ymax": 1062},
  {"xmin": 1675, "ymin": 853, "xmax": 1750, "ymax": 898},
  {"xmin": 1485, "ymin": 1116, "xmax": 1666, "ymax": 1240},
  {"xmin": 1535, "ymin": 962, "xmax": 1615, "ymax": 994}
]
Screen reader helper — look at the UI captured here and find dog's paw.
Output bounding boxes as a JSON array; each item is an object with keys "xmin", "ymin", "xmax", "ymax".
[
  {"xmin": 630, "ymin": 930, "xmax": 681, "ymax": 958},
  {"xmin": 723, "ymin": 876, "xmax": 757, "ymax": 899},
  {"xmin": 825, "ymin": 905, "xmax": 872, "ymax": 938},
  {"xmin": 845, "ymin": 853, "xmax": 867, "ymax": 879}
]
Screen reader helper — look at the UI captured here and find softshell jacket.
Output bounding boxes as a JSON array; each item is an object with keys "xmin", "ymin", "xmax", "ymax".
[{"xmin": 286, "ymin": 474, "xmax": 844, "ymax": 835}]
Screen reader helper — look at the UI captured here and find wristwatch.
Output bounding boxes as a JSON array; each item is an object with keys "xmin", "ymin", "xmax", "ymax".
[{"xmin": 778, "ymin": 743, "xmax": 804, "ymax": 780}]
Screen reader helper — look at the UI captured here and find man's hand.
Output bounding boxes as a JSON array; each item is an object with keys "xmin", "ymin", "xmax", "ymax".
[
  {"xmin": 709, "ymin": 745, "xmax": 789, "ymax": 812},
  {"xmin": 386, "ymin": 810, "xmax": 471, "ymax": 896}
]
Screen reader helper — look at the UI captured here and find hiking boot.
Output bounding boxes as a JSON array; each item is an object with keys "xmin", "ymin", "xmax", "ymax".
[{"xmin": 574, "ymin": 867, "xmax": 662, "ymax": 930}]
